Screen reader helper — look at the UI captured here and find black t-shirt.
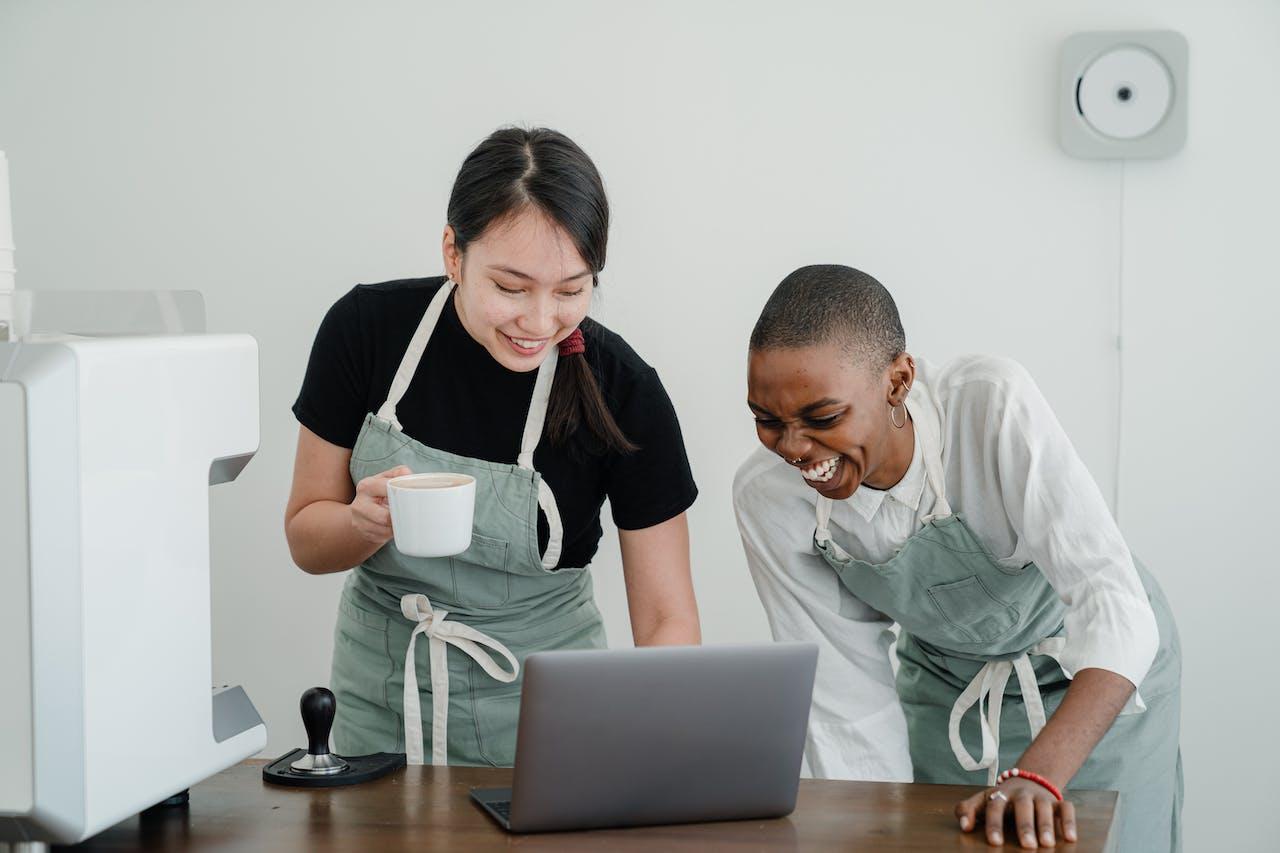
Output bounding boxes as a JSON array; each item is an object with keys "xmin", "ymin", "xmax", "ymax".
[{"xmin": 292, "ymin": 276, "xmax": 698, "ymax": 569}]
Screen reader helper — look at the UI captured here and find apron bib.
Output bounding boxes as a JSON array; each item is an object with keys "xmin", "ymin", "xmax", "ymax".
[
  {"xmin": 329, "ymin": 281, "xmax": 607, "ymax": 767},
  {"xmin": 812, "ymin": 391, "xmax": 1183, "ymax": 853}
]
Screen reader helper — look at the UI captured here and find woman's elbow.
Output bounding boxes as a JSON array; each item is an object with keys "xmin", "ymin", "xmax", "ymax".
[{"xmin": 283, "ymin": 512, "xmax": 321, "ymax": 574}]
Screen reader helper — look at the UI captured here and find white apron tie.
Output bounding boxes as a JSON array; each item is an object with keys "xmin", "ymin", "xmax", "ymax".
[
  {"xmin": 947, "ymin": 636, "xmax": 1067, "ymax": 784},
  {"xmin": 399, "ymin": 593, "xmax": 519, "ymax": 766}
]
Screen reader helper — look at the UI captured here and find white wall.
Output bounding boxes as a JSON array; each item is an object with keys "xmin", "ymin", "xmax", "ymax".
[{"xmin": 2, "ymin": 1, "xmax": 1274, "ymax": 847}]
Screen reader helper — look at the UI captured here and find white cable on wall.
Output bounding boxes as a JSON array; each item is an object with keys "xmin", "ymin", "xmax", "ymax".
[{"xmin": 1113, "ymin": 159, "xmax": 1126, "ymax": 524}]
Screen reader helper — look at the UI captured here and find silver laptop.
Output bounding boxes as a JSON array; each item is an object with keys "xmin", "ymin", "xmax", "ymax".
[{"xmin": 470, "ymin": 642, "xmax": 818, "ymax": 833}]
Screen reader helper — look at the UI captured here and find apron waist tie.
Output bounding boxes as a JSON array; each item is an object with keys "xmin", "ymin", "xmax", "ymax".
[
  {"xmin": 947, "ymin": 637, "xmax": 1067, "ymax": 785},
  {"xmin": 400, "ymin": 593, "xmax": 519, "ymax": 766}
]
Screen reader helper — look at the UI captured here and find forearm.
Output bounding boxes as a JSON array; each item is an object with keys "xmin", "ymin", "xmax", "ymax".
[
  {"xmin": 286, "ymin": 500, "xmax": 382, "ymax": 574},
  {"xmin": 1014, "ymin": 667, "xmax": 1134, "ymax": 789},
  {"xmin": 618, "ymin": 514, "xmax": 701, "ymax": 647},
  {"xmin": 632, "ymin": 612, "xmax": 701, "ymax": 646}
]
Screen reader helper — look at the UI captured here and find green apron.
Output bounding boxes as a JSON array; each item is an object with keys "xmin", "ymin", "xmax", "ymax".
[
  {"xmin": 813, "ymin": 399, "xmax": 1183, "ymax": 853},
  {"xmin": 329, "ymin": 281, "xmax": 607, "ymax": 767}
]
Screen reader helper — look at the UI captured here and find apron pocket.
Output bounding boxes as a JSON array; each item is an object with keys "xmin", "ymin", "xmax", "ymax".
[
  {"xmin": 471, "ymin": 678, "xmax": 522, "ymax": 768},
  {"xmin": 450, "ymin": 533, "xmax": 512, "ymax": 608},
  {"xmin": 330, "ymin": 600, "xmax": 399, "ymax": 754},
  {"xmin": 926, "ymin": 575, "xmax": 1019, "ymax": 645}
]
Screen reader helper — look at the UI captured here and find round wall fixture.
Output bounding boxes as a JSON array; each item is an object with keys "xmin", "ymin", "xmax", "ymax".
[
  {"xmin": 1078, "ymin": 46, "xmax": 1173, "ymax": 140},
  {"xmin": 1060, "ymin": 31, "xmax": 1188, "ymax": 159}
]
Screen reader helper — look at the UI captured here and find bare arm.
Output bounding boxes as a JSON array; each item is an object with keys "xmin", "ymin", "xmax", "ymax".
[
  {"xmin": 283, "ymin": 425, "xmax": 408, "ymax": 574},
  {"xmin": 1013, "ymin": 667, "xmax": 1132, "ymax": 788},
  {"xmin": 617, "ymin": 512, "xmax": 701, "ymax": 646}
]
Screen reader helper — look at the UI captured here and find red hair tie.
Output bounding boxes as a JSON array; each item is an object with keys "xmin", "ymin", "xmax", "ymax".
[{"xmin": 558, "ymin": 328, "xmax": 585, "ymax": 356}]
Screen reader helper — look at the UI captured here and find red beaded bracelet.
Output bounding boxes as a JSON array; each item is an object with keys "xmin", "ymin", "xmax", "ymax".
[{"xmin": 997, "ymin": 768, "xmax": 1064, "ymax": 802}]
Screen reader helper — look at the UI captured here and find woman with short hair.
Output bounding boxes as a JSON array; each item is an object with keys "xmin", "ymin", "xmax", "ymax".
[{"xmin": 735, "ymin": 264, "xmax": 1181, "ymax": 851}]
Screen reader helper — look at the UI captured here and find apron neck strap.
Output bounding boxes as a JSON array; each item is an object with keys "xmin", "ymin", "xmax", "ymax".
[
  {"xmin": 376, "ymin": 281, "xmax": 455, "ymax": 431},
  {"xmin": 517, "ymin": 350, "xmax": 558, "ymax": 470},
  {"xmin": 909, "ymin": 388, "xmax": 953, "ymax": 520},
  {"xmin": 815, "ymin": 495, "xmax": 835, "ymax": 542}
]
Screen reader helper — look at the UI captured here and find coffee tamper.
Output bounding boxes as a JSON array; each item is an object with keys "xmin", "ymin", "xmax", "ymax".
[
  {"xmin": 262, "ymin": 686, "xmax": 405, "ymax": 787},
  {"xmin": 289, "ymin": 687, "xmax": 348, "ymax": 775}
]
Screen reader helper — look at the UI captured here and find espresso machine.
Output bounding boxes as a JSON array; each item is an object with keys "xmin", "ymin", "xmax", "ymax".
[{"xmin": 0, "ymin": 151, "xmax": 268, "ymax": 849}]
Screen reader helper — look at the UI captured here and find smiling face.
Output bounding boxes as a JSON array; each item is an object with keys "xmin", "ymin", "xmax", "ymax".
[
  {"xmin": 443, "ymin": 206, "xmax": 594, "ymax": 373},
  {"xmin": 747, "ymin": 343, "xmax": 917, "ymax": 500}
]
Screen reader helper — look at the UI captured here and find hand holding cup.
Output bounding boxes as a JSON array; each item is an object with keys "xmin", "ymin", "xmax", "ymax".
[{"xmin": 350, "ymin": 465, "xmax": 412, "ymax": 546}]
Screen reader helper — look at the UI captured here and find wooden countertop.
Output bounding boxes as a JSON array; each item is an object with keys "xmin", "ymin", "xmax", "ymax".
[{"xmin": 62, "ymin": 759, "xmax": 1117, "ymax": 851}]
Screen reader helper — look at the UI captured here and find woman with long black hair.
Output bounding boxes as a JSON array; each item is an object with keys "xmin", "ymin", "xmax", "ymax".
[{"xmin": 285, "ymin": 127, "xmax": 701, "ymax": 766}]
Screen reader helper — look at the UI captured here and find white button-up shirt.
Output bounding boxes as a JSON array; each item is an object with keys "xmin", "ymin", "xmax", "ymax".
[{"xmin": 733, "ymin": 354, "xmax": 1158, "ymax": 782}]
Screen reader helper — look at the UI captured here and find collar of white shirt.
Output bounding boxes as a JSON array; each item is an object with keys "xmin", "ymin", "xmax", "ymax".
[{"xmin": 846, "ymin": 424, "xmax": 926, "ymax": 522}]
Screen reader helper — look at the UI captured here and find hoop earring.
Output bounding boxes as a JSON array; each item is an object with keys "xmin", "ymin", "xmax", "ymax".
[{"xmin": 890, "ymin": 403, "xmax": 907, "ymax": 429}]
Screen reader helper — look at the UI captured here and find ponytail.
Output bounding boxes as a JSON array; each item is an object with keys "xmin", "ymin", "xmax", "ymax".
[{"xmin": 546, "ymin": 343, "xmax": 638, "ymax": 453}]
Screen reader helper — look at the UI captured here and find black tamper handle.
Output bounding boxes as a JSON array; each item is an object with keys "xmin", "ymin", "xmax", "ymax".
[{"xmin": 300, "ymin": 686, "xmax": 337, "ymax": 757}]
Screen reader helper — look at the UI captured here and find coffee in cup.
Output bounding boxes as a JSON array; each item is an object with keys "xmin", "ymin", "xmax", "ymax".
[{"xmin": 386, "ymin": 472, "xmax": 476, "ymax": 557}]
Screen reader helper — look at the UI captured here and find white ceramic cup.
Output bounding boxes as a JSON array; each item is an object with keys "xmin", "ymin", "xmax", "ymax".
[{"xmin": 386, "ymin": 472, "xmax": 476, "ymax": 558}]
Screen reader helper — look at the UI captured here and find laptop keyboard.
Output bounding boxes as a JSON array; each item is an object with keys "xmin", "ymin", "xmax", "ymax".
[{"xmin": 489, "ymin": 800, "xmax": 513, "ymax": 821}]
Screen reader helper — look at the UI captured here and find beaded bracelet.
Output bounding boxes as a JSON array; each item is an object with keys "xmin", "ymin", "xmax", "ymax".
[{"xmin": 997, "ymin": 768, "xmax": 1064, "ymax": 802}]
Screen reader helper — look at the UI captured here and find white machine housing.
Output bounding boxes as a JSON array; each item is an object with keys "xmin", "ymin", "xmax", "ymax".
[{"xmin": 0, "ymin": 332, "xmax": 268, "ymax": 844}]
